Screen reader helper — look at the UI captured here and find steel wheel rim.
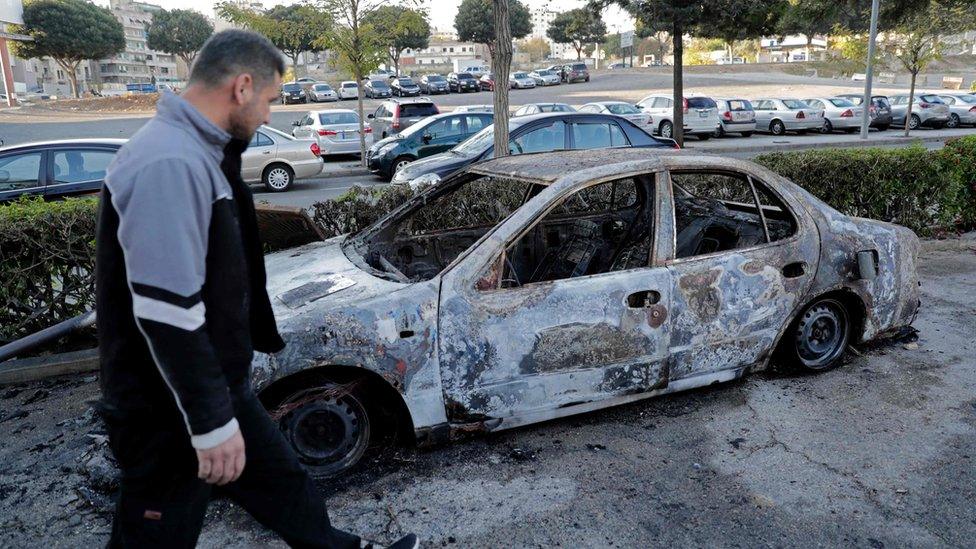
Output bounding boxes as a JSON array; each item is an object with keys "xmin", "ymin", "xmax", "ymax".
[
  {"xmin": 284, "ymin": 395, "xmax": 368, "ymax": 466},
  {"xmin": 795, "ymin": 300, "xmax": 848, "ymax": 368},
  {"xmin": 267, "ymin": 168, "xmax": 291, "ymax": 190}
]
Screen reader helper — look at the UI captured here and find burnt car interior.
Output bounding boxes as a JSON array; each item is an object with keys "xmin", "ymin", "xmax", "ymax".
[
  {"xmin": 353, "ymin": 174, "xmax": 537, "ymax": 282},
  {"xmin": 670, "ymin": 171, "xmax": 796, "ymax": 258}
]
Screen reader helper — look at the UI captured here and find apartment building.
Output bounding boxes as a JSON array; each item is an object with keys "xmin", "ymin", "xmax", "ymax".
[{"xmin": 97, "ymin": 0, "xmax": 179, "ymax": 86}]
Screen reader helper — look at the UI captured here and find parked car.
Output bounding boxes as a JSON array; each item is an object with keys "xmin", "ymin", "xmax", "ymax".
[
  {"xmin": 253, "ymin": 147, "xmax": 920, "ymax": 475},
  {"xmin": 244, "ymin": 125, "xmax": 323, "ymax": 192},
  {"xmin": 391, "ymin": 77, "xmax": 422, "ymax": 97},
  {"xmin": 561, "ymin": 62, "xmax": 590, "ymax": 83},
  {"xmin": 478, "ymin": 72, "xmax": 498, "ymax": 91},
  {"xmin": 889, "ymin": 93, "xmax": 950, "ymax": 129},
  {"xmin": 419, "ymin": 74, "xmax": 450, "ymax": 94},
  {"xmin": 452, "ymin": 105, "xmax": 493, "ymax": 113},
  {"xmin": 465, "ymin": 65, "xmax": 490, "ymax": 78},
  {"xmin": 528, "ymin": 69, "xmax": 561, "ymax": 86},
  {"xmin": 636, "ymin": 94, "xmax": 721, "ymax": 140},
  {"xmin": 751, "ymin": 98, "xmax": 824, "ymax": 135},
  {"xmin": 0, "ymin": 139, "xmax": 124, "ymax": 203},
  {"xmin": 368, "ymin": 98, "xmax": 441, "ymax": 139},
  {"xmin": 366, "ymin": 111, "xmax": 494, "ymax": 179},
  {"xmin": 364, "ymin": 79, "xmax": 393, "ymax": 99},
  {"xmin": 513, "ymin": 103, "xmax": 575, "ymax": 117},
  {"xmin": 802, "ymin": 97, "xmax": 864, "ymax": 133},
  {"xmin": 391, "ymin": 112, "xmax": 676, "ymax": 187},
  {"xmin": 833, "ymin": 94, "xmax": 893, "ymax": 131},
  {"xmin": 937, "ymin": 93, "xmax": 976, "ymax": 128},
  {"xmin": 447, "ymin": 72, "xmax": 480, "ymax": 93},
  {"xmin": 337, "ymin": 81, "xmax": 359, "ymax": 100},
  {"xmin": 712, "ymin": 98, "xmax": 756, "ymax": 137},
  {"xmin": 280, "ymin": 82, "xmax": 307, "ymax": 104},
  {"xmin": 509, "ymin": 72, "xmax": 537, "ymax": 89},
  {"xmin": 306, "ymin": 83, "xmax": 338, "ymax": 103},
  {"xmin": 291, "ymin": 109, "xmax": 373, "ymax": 156},
  {"xmin": 607, "ymin": 62, "xmax": 630, "ymax": 70},
  {"xmin": 577, "ymin": 101, "xmax": 652, "ymax": 128}
]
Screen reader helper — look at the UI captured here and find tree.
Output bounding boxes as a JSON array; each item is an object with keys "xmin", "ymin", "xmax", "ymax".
[
  {"xmin": 455, "ymin": 0, "xmax": 532, "ymax": 58},
  {"xmin": 518, "ymin": 36, "xmax": 551, "ymax": 62},
  {"xmin": 705, "ymin": 1, "xmax": 785, "ymax": 62},
  {"xmin": 601, "ymin": 33, "xmax": 621, "ymax": 61},
  {"xmin": 217, "ymin": 3, "xmax": 332, "ymax": 77},
  {"xmin": 363, "ymin": 5, "xmax": 430, "ymax": 75},
  {"xmin": 12, "ymin": 0, "xmax": 124, "ymax": 98},
  {"xmin": 547, "ymin": 8, "xmax": 607, "ymax": 60},
  {"xmin": 886, "ymin": 0, "xmax": 975, "ymax": 136},
  {"xmin": 147, "ymin": 9, "xmax": 213, "ymax": 68}
]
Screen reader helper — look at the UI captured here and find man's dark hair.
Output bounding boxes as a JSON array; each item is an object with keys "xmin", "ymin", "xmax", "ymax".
[{"xmin": 189, "ymin": 30, "xmax": 285, "ymax": 89}]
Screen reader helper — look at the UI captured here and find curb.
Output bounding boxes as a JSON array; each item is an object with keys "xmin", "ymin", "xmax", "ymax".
[
  {"xmin": 687, "ymin": 133, "xmax": 952, "ymax": 155},
  {"xmin": 321, "ymin": 164, "xmax": 372, "ymax": 178},
  {"xmin": 0, "ymin": 348, "xmax": 99, "ymax": 385}
]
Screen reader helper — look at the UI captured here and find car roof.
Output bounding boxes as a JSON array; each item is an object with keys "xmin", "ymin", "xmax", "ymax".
[
  {"xmin": 470, "ymin": 148, "xmax": 696, "ymax": 184},
  {"xmin": 0, "ymin": 138, "xmax": 127, "ymax": 153},
  {"xmin": 586, "ymin": 101, "xmax": 630, "ymax": 106},
  {"xmin": 310, "ymin": 109, "xmax": 357, "ymax": 115}
]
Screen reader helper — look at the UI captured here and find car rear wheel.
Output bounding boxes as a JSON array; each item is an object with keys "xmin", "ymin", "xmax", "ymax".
[
  {"xmin": 696, "ymin": 133, "xmax": 710, "ymax": 141},
  {"xmin": 263, "ymin": 163, "xmax": 294, "ymax": 192},
  {"xmin": 947, "ymin": 113, "xmax": 960, "ymax": 128},
  {"xmin": 659, "ymin": 120, "xmax": 674, "ymax": 139},
  {"xmin": 276, "ymin": 383, "xmax": 371, "ymax": 477},
  {"xmin": 821, "ymin": 119, "xmax": 833, "ymax": 133},
  {"xmin": 770, "ymin": 120, "xmax": 786, "ymax": 135},
  {"xmin": 712, "ymin": 125, "xmax": 725, "ymax": 138},
  {"xmin": 787, "ymin": 298, "xmax": 851, "ymax": 372}
]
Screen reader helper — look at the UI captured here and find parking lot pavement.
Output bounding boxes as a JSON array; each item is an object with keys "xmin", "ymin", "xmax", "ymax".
[{"xmin": 1, "ymin": 236, "xmax": 975, "ymax": 547}]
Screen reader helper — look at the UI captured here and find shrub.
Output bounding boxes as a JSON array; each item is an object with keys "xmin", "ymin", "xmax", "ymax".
[
  {"xmin": 309, "ymin": 184, "xmax": 419, "ymax": 238},
  {"xmin": 0, "ymin": 197, "xmax": 99, "ymax": 344},
  {"xmin": 754, "ymin": 141, "xmax": 975, "ymax": 235}
]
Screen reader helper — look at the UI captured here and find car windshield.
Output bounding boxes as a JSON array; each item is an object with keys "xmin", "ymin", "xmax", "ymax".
[
  {"xmin": 919, "ymin": 95, "xmax": 944, "ymax": 103},
  {"xmin": 782, "ymin": 99, "xmax": 807, "ymax": 109},
  {"xmin": 540, "ymin": 104, "xmax": 573, "ymax": 112},
  {"xmin": 452, "ymin": 118, "xmax": 530, "ymax": 156},
  {"xmin": 606, "ymin": 103, "xmax": 640, "ymax": 114},
  {"xmin": 829, "ymin": 98, "xmax": 855, "ymax": 107},
  {"xmin": 283, "ymin": 84, "xmax": 301, "ymax": 92},
  {"xmin": 398, "ymin": 78, "xmax": 415, "ymax": 85},
  {"xmin": 319, "ymin": 112, "xmax": 359, "ymax": 125},
  {"xmin": 955, "ymin": 95, "xmax": 976, "ymax": 104},
  {"xmin": 535, "ymin": 70, "xmax": 552, "ymax": 76},
  {"xmin": 458, "ymin": 73, "xmax": 475, "ymax": 80},
  {"xmin": 313, "ymin": 84, "xmax": 332, "ymax": 91},
  {"xmin": 513, "ymin": 73, "xmax": 528, "ymax": 78},
  {"xmin": 426, "ymin": 75, "xmax": 445, "ymax": 82},
  {"xmin": 370, "ymin": 80, "xmax": 390, "ymax": 89}
]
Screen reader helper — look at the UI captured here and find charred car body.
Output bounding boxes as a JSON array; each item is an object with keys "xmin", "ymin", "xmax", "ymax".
[{"xmin": 252, "ymin": 149, "xmax": 920, "ymax": 475}]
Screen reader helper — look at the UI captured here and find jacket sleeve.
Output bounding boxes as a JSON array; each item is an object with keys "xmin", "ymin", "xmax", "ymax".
[{"xmin": 107, "ymin": 157, "xmax": 237, "ymax": 450}]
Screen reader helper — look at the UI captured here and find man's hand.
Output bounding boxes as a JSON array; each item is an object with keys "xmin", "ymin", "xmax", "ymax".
[{"xmin": 196, "ymin": 428, "xmax": 245, "ymax": 485}]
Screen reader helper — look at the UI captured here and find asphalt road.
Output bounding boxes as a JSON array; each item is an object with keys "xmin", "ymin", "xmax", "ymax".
[{"xmin": 1, "ymin": 236, "xmax": 975, "ymax": 547}]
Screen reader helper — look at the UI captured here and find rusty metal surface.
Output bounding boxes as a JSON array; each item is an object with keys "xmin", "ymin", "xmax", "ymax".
[{"xmin": 252, "ymin": 149, "xmax": 920, "ymax": 443}]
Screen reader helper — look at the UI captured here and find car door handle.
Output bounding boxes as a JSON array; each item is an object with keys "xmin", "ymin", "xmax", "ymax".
[
  {"xmin": 627, "ymin": 290, "xmax": 661, "ymax": 308},
  {"xmin": 782, "ymin": 262, "xmax": 805, "ymax": 279},
  {"xmin": 262, "ymin": 150, "xmax": 271, "ymax": 155}
]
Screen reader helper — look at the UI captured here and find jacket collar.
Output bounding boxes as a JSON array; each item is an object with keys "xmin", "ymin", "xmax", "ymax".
[{"xmin": 155, "ymin": 90, "xmax": 231, "ymax": 163}]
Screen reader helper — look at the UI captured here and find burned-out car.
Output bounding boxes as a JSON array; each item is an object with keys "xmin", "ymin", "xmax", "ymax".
[{"xmin": 253, "ymin": 149, "xmax": 920, "ymax": 475}]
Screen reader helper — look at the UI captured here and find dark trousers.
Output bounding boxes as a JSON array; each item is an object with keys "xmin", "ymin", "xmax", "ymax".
[{"xmin": 102, "ymin": 390, "xmax": 360, "ymax": 548}]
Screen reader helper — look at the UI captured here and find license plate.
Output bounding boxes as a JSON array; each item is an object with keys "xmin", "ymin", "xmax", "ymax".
[{"xmin": 699, "ymin": 111, "xmax": 708, "ymax": 118}]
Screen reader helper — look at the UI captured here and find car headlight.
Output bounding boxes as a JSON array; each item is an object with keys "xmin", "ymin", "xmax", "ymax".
[{"xmin": 407, "ymin": 172, "xmax": 440, "ymax": 190}]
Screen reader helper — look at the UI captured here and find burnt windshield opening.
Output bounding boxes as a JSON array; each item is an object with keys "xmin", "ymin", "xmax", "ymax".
[{"xmin": 346, "ymin": 173, "xmax": 540, "ymax": 282}]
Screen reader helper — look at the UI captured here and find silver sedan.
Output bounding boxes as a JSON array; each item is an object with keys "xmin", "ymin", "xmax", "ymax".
[
  {"xmin": 577, "ymin": 101, "xmax": 653, "ymax": 129},
  {"xmin": 528, "ymin": 70, "xmax": 561, "ymax": 86},
  {"xmin": 751, "ymin": 98, "xmax": 824, "ymax": 135},
  {"xmin": 803, "ymin": 97, "xmax": 864, "ymax": 133},
  {"xmin": 938, "ymin": 93, "xmax": 976, "ymax": 128},
  {"xmin": 889, "ymin": 93, "xmax": 951, "ymax": 129},
  {"xmin": 291, "ymin": 109, "xmax": 373, "ymax": 156},
  {"xmin": 243, "ymin": 126, "xmax": 323, "ymax": 192}
]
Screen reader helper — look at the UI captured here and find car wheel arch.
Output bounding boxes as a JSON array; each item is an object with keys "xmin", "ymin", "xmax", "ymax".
[{"xmin": 768, "ymin": 287, "xmax": 867, "ymax": 371}]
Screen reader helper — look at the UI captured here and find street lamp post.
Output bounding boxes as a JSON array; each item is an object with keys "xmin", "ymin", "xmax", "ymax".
[{"xmin": 860, "ymin": 0, "xmax": 881, "ymax": 139}]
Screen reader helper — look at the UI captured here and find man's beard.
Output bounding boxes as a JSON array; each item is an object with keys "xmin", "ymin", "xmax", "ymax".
[{"xmin": 228, "ymin": 105, "xmax": 256, "ymax": 141}]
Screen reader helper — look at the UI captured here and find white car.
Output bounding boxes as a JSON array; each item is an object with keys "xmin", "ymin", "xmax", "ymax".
[
  {"xmin": 803, "ymin": 97, "xmax": 864, "ymax": 133},
  {"xmin": 307, "ymin": 83, "xmax": 338, "ymax": 102},
  {"xmin": 337, "ymin": 81, "xmax": 359, "ymax": 100},
  {"xmin": 509, "ymin": 72, "xmax": 537, "ymax": 89},
  {"xmin": 938, "ymin": 93, "xmax": 976, "ymax": 128},
  {"xmin": 291, "ymin": 109, "xmax": 374, "ymax": 156},
  {"xmin": 636, "ymin": 94, "xmax": 721, "ymax": 140},
  {"xmin": 528, "ymin": 69, "xmax": 561, "ymax": 86},
  {"xmin": 512, "ymin": 103, "xmax": 575, "ymax": 117},
  {"xmin": 751, "ymin": 98, "xmax": 824, "ymax": 135},
  {"xmin": 577, "ymin": 101, "xmax": 653, "ymax": 129},
  {"xmin": 452, "ymin": 104, "xmax": 494, "ymax": 113}
]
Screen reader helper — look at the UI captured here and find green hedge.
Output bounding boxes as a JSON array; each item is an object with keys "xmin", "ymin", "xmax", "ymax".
[
  {"xmin": 754, "ymin": 136, "xmax": 976, "ymax": 235},
  {"xmin": 0, "ymin": 197, "xmax": 99, "ymax": 344}
]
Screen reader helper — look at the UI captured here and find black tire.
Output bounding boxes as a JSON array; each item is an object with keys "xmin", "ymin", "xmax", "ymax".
[
  {"xmin": 931, "ymin": 121, "xmax": 946, "ymax": 129},
  {"xmin": 740, "ymin": 131, "xmax": 753, "ymax": 137},
  {"xmin": 796, "ymin": 129, "xmax": 809, "ymax": 135},
  {"xmin": 785, "ymin": 298, "xmax": 851, "ymax": 372},
  {"xmin": 908, "ymin": 113, "xmax": 921, "ymax": 130},
  {"xmin": 770, "ymin": 120, "xmax": 786, "ymax": 136},
  {"xmin": 696, "ymin": 133, "xmax": 710, "ymax": 141},
  {"xmin": 276, "ymin": 383, "xmax": 371, "ymax": 477},
  {"xmin": 262, "ymin": 163, "xmax": 294, "ymax": 192},
  {"xmin": 947, "ymin": 114, "xmax": 960, "ymax": 129},
  {"xmin": 875, "ymin": 124, "xmax": 890, "ymax": 131},
  {"xmin": 821, "ymin": 119, "xmax": 833, "ymax": 133},
  {"xmin": 713, "ymin": 125, "xmax": 725, "ymax": 138},
  {"xmin": 659, "ymin": 120, "xmax": 674, "ymax": 139},
  {"xmin": 390, "ymin": 155, "xmax": 415, "ymax": 180},
  {"xmin": 844, "ymin": 127, "xmax": 858, "ymax": 133}
]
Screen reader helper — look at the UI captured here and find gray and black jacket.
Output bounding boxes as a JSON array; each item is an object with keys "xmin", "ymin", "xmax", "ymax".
[{"xmin": 96, "ymin": 91, "xmax": 283, "ymax": 449}]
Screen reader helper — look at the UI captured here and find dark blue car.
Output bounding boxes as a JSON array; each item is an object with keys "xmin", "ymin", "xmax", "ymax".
[
  {"xmin": 0, "ymin": 139, "xmax": 124, "ymax": 203},
  {"xmin": 367, "ymin": 111, "xmax": 494, "ymax": 180},
  {"xmin": 390, "ymin": 112, "xmax": 677, "ymax": 187}
]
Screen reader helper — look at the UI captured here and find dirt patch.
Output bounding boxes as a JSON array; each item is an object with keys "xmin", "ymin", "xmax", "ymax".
[{"xmin": 27, "ymin": 94, "xmax": 161, "ymax": 115}]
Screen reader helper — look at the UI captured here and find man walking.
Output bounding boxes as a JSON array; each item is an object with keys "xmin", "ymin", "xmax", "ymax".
[{"xmin": 96, "ymin": 30, "xmax": 417, "ymax": 549}]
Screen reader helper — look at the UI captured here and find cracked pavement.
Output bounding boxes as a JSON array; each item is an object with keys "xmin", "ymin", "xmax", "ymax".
[{"xmin": 1, "ymin": 239, "xmax": 974, "ymax": 548}]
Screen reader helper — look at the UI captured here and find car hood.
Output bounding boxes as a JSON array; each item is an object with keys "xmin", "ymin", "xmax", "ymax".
[{"xmin": 394, "ymin": 150, "xmax": 474, "ymax": 182}]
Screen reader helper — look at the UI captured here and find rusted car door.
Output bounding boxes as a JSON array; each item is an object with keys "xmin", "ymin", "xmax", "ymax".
[
  {"xmin": 437, "ymin": 174, "xmax": 672, "ymax": 424},
  {"xmin": 661, "ymin": 166, "xmax": 818, "ymax": 382}
]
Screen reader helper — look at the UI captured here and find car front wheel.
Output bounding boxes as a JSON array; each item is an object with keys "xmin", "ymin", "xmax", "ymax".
[
  {"xmin": 821, "ymin": 119, "xmax": 833, "ymax": 133},
  {"xmin": 787, "ymin": 298, "xmax": 851, "ymax": 372},
  {"xmin": 659, "ymin": 120, "xmax": 674, "ymax": 139},
  {"xmin": 770, "ymin": 120, "xmax": 786, "ymax": 135},
  {"xmin": 947, "ymin": 113, "xmax": 960, "ymax": 128},
  {"xmin": 263, "ymin": 163, "xmax": 294, "ymax": 192},
  {"xmin": 908, "ymin": 113, "xmax": 921, "ymax": 129}
]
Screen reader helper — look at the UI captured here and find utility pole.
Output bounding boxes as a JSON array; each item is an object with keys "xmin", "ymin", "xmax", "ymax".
[{"xmin": 860, "ymin": 0, "xmax": 881, "ymax": 139}]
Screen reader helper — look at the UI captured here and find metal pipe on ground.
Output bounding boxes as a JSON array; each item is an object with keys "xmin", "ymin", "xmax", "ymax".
[{"xmin": 0, "ymin": 311, "xmax": 96, "ymax": 363}]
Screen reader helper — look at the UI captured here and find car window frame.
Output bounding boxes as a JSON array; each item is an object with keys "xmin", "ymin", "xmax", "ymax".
[
  {"xmin": 48, "ymin": 147, "xmax": 117, "ymax": 187},
  {"xmin": 0, "ymin": 149, "xmax": 47, "ymax": 194}
]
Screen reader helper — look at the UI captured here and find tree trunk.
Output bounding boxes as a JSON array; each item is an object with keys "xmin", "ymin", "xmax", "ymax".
[
  {"xmin": 57, "ymin": 59, "xmax": 81, "ymax": 98},
  {"xmin": 576, "ymin": 44, "xmax": 582, "ymax": 60},
  {"xmin": 492, "ymin": 0, "xmax": 513, "ymax": 158},
  {"xmin": 904, "ymin": 69, "xmax": 917, "ymax": 137},
  {"xmin": 292, "ymin": 53, "xmax": 301, "ymax": 78},
  {"xmin": 392, "ymin": 49, "xmax": 400, "ymax": 76},
  {"xmin": 806, "ymin": 35, "xmax": 812, "ymax": 62},
  {"xmin": 672, "ymin": 21, "xmax": 684, "ymax": 147},
  {"xmin": 355, "ymin": 67, "xmax": 368, "ymax": 165}
]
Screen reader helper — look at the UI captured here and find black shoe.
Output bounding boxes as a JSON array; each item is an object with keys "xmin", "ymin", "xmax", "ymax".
[{"xmin": 361, "ymin": 533, "xmax": 419, "ymax": 549}]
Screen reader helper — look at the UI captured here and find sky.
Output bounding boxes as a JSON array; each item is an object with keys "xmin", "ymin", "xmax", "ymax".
[{"xmin": 92, "ymin": 0, "xmax": 636, "ymax": 36}]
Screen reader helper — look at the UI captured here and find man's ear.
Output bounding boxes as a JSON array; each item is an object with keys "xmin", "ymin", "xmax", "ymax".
[{"xmin": 232, "ymin": 73, "xmax": 254, "ymax": 105}]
